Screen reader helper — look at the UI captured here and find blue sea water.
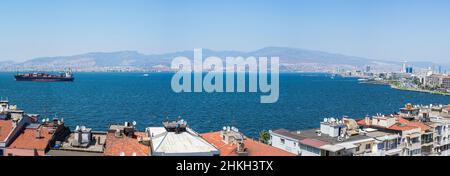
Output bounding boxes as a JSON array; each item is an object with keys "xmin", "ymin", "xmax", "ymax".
[{"xmin": 0, "ymin": 72, "xmax": 449, "ymax": 138}]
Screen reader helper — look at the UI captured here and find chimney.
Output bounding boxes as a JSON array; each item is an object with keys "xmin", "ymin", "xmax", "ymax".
[
  {"xmin": 36, "ymin": 129, "xmax": 42, "ymax": 139},
  {"xmin": 236, "ymin": 141, "xmax": 248, "ymax": 156}
]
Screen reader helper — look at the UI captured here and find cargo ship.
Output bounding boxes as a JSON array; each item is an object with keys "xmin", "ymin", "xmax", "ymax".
[{"xmin": 15, "ymin": 71, "xmax": 74, "ymax": 82}]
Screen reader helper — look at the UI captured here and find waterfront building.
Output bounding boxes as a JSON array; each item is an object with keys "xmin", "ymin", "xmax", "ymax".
[
  {"xmin": 0, "ymin": 101, "xmax": 31, "ymax": 156},
  {"xmin": 269, "ymin": 129, "xmax": 303, "ymax": 155},
  {"xmin": 442, "ymin": 76, "xmax": 450, "ymax": 92},
  {"xmin": 201, "ymin": 127, "xmax": 294, "ymax": 156},
  {"xmin": 417, "ymin": 105, "xmax": 450, "ymax": 156},
  {"xmin": 5, "ymin": 118, "xmax": 68, "ymax": 156},
  {"xmin": 364, "ymin": 128, "xmax": 402, "ymax": 156},
  {"xmin": 423, "ymin": 74, "xmax": 445, "ymax": 89},
  {"xmin": 104, "ymin": 122, "xmax": 150, "ymax": 156},
  {"xmin": 399, "ymin": 103, "xmax": 420, "ymax": 120},
  {"xmin": 146, "ymin": 119, "xmax": 219, "ymax": 156},
  {"xmin": 271, "ymin": 118, "xmax": 376, "ymax": 156},
  {"xmin": 357, "ymin": 115, "xmax": 427, "ymax": 156},
  {"xmin": 47, "ymin": 125, "xmax": 106, "ymax": 156}
]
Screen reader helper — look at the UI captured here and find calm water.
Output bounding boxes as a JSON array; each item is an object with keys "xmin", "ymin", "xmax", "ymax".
[{"xmin": 0, "ymin": 72, "xmax": 449, "ymax": 138}]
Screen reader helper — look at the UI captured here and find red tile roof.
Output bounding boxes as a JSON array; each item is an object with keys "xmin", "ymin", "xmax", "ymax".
[
  {"xmin": 387, "ymin": 124, "xmax": 419, "ymax": 131},
  {"xmin": 201, "ymin": 131, "xmax": 295, "ymax": 156},
  {"xmin": 0, "ymin": 119, "xmax": 13, "ymax": 141},
  {"xmin": 357, "ymin": 119, "xmax": 369, "ymax": 126},
  {"xmin": 397, "ymin": 117, "xmax": 431, "ymax": 132},
  {"xmin": 104, "ymin": 132, "xmax": 150, "ymax": 156},
  {"xmin": 8, "ymin": 126, "xmax": 53, "ymax": 150},
  {"xmin": 357, "ymin": 117, "xmax": 421, "ymax": 131}
]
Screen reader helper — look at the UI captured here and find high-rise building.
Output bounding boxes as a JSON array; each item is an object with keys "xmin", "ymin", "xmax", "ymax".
[
  {"xmin": 402, "ymin": 61, "xmax": 407, "ymax": 73},
  {"xmin": 365, "ymin": 65, "xmax": 371, "ymax": 73},
  {"xmin": 406, "ymin": 67, "xmax": 413, "ymax": 74}
]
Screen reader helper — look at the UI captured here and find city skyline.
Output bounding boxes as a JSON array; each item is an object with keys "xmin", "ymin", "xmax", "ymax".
[{"xmin": 1, "ymin": 0, "xmax": 450, "ymax": 63}]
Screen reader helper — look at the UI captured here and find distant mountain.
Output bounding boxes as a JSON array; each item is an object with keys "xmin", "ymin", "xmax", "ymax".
[{"xmin": 2, "ymin": 47, "xmax": 445, "ymax": 72}]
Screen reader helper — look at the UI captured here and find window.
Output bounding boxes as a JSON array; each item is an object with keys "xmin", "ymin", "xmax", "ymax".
[
  {"xmin": 409, "ymin": 149, "xmax": 421, "ymax": 156},
  {"xmin": 355, "ymin": 146, "xmax": 360, "ymax": 152},
  {"xmin": 0, "ymin": 149, "xmax": 3, "ymax": 156},
  {"xmin": 299, "ymin": 144, "xmax": 320, "ymax": 155},
  {"xmin": 377, "ymin": 143, "xmax": 384, "ymax": 150},
  {"xmin": 365, "ymin": 144, "xmax": 371, "ymax": 150},
  {"xmin": 280, "ymin": 138, "xmax": 285, "ymax": 144}
]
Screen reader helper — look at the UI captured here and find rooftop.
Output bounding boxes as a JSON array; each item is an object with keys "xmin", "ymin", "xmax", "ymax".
[
  {"xmin": 0, "ymin": 119, "xmax": 13, "ymax": 141},
  {"xmin": 148, "ymin": 127, "xmax": 219, "ymax": 156},
  {"xmin": 104, "ymin": 131, "xmax": 150, "ymax": 156},
  {"xmin": 397, "ymin": 116, "xmax": 431, "ymax": 132},
  {"xmin": 296, "ymin": 128, "xmax": 372, "ymax": 145},
  {"xmin": 357, "ymin": 117, "xmax": 422, "ymax": 132},
  {"xmin": 55, "ymin": 132, "xmax": 106, "ymax": 153},
  {"xmin": 8, "ymin": 124, "xmax": 53, "ymax": 151},
  {"xmin": 201, "ymin": 131, "xmax": 295, "ymax": 156},
  {"xmin": 271, "ymin": 129, "xmax": 305, "ymax": 141}
]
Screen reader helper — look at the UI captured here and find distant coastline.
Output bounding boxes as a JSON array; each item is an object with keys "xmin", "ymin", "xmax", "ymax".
[{"xmin": 362, "ymin": 80, "xmax": 450, "ymax": 96}]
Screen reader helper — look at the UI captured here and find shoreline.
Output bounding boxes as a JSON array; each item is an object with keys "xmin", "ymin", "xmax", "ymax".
[{"xmin": 362, "ymin": 80, "xmax": 450, "ymax": 96}]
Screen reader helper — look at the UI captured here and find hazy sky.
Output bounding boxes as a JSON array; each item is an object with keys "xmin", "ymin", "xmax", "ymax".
[{"xmin": 1, "ymin": 0, "xmax": 450, "ymax": 63}]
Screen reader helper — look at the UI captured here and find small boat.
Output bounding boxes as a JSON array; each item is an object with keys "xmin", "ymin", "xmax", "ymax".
[
  {"xmin": 143, "ymin": 74, "xmax": 149, "ymax": 77},
  {"xmin": 358, "ymin": 78, "xmax": 368, "ymax": 82}
]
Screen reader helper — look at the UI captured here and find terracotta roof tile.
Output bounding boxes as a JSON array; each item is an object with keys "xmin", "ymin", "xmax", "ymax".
[
  {"xmin": 397, "ymin": 117, "xmax": 431, "ymax": 132},
  {"xmin": 0, "ymin": 119, "xmax": 13, "ymax": 141},
  {"xmin": 201, "ymin": 131, "xmax": 295, "ymax": 156},
  {"xmin": 8, "ymin": 126, "xmax": 53, "ymax": 150},
  {"xmin": 388, "ymin": 124, "xmax": 419, "ymax": 131},
  {"xmin": 104, "ymin": 132, "xmax": 150, "ymax": 156}
]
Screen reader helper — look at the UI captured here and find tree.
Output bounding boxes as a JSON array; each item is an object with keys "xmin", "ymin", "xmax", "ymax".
[{"xmin": 259, "ymin": 130, "xmax": 270, "ymax": 144}]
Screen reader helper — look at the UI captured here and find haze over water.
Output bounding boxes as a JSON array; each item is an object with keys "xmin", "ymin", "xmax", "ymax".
[{"xmin": 0, "ymin": 72, "xmax": 449, "ymax": 138}]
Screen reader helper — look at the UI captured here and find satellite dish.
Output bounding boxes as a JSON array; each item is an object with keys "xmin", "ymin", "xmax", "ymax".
[
  {"xmin": 132, "ymin": 121, "xmax": 137, "ymax": 126},
  {"xmin": 222, "ymin": 126, "xmax": 227, "ymax": 131},
  {"xmin": 41, "ymin": 119, "xmax": 46, "ymax": 123}
]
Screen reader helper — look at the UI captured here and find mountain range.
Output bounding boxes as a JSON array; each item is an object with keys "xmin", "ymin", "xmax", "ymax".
[{"xmin": 0, "ymin": 47, "xmax": 445, "ymax": 72}]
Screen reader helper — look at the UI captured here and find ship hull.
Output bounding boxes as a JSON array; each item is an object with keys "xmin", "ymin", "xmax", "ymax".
[{"xmin": 15, "ymin": 76, "xmax": 74, "ymax": 82}]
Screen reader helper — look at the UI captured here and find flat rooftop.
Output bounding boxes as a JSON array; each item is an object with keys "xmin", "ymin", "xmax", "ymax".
[
  {"xmin": 55, "ymin": 132, "xmax": 107, "ymax": 153},
  {"xmin": 148, "ymin": 127, "xmax": 219, "ymax": 156},
  {"xmin": 296, "ymin": 128, "xmax": 372, "ymax": 145}
]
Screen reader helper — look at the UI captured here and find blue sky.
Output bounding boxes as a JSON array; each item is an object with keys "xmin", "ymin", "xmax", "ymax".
[{"xmin": 1, "ymin": 0, "xmax": 450, "ymax": 63}]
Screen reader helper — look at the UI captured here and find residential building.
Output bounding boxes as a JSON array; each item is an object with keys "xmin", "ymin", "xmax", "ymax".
[
  {"xmin": 5, "ymin": 117, "xmax": 69, "ymax": 156},
  {"xmin": 0, "ymin": 101, "xmax": 31, "ymax": 156},
  {"xmin": 202, "ymin": 127, "xmax": 294, "ymax": 156},
  {"xmin": 146, "ymin": 119, "xmax": 219, "ymax": 156},
  {"xmin": 271, "ymin": 118, "xmax": 376, "ymax": 156},
  {"xmin": 364, "ymin": 128, "xmax": 402, "ymax": 156},
  {"xmin": 424, "ymin": 74, "xmax": 445, "ymax": 89},
  {"xmin": 442, "ymin": 76, "xmax": 450, "ymax": 92},
  {"xmin": 357, "ymin": 115, "xmax": 427, "ymax": 156},
  {"xmin": 47, "ymin": 125, "xmax": 106, "ymax": 156},
  {"xmin": 104, "ymin": 122, "xmax": 150, "ymax": 156}
]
